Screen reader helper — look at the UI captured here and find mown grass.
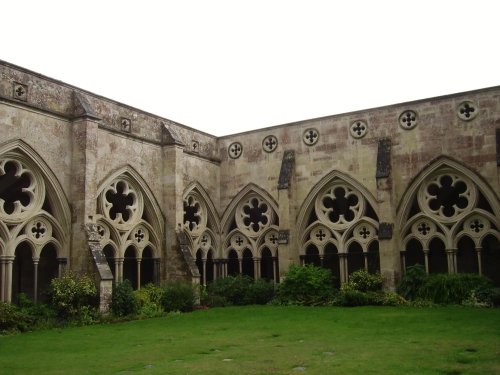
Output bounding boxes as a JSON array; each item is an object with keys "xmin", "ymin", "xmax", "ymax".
[{"xmin": 0, "ymin": 306, "xmax": 499, "ymax": 374}]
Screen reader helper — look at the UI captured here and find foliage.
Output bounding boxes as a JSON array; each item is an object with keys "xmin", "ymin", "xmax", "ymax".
[
  {"xmin": 342, "ymin": 270, "xmax": 383, "ymax": 292},
  {"xmin": 397, "ymin": 264, "xmax": 428, "ymax": 300},
  {"xmin": 112, "ymin": 280, "xmax": 138, "ymax": 317},
  {"xmin": 419, "ymin": 273, "xmax": 492, "ymax": 305},
  {"xmin": 50, "ymin": 271, "xmax": 98, "ymax": 319},
  {"xmin": 243, "ymin": 278, "xmax": 275, "ymax": 305},
  {"xmin": 206, "ymin": 275, "xmax": 254, "ymax": 306},
  {"xmin": 0, "ymin": 301, "xmax": 32, "ymax": 333},
  {"xmin": 333, "ymin": 289, "xmax": 375, "ymax": 306},
  {"xmin": 16, "ymin": 293, "xmax": 56, "ymax": 329},
  {"xmin": 134, "ymin": 284, "xmax": 165, "ymax": 318},
  {"xmin": 162, "ymin": 282, "xmax": 196, "ymax": 312},
  {"xmin": 377, "ymin": 291, "xmax": 408, "ymax": 306},
  {"xmin": 278, "ymin": 265, "xmax": 334, "ymax": 306}
]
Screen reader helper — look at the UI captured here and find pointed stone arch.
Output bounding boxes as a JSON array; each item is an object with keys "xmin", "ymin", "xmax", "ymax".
[
  {"xmin": 0, "ymin": 139, "xmax": 71, "ymax": 302},
  {"xmin": 397, "ymin": 156, "xmax": 500, "ymax": 279},
  {"xmin": 296, "ymin": 170, "xmax": 380, "ymax": 283}
]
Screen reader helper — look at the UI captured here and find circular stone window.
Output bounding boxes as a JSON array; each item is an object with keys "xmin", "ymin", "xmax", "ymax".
[
  {"xmin": 399, "ymin": 110, "xmax": 418, "ymax": 130},
  {"xmin": 349, "ymin": 120, "xmax": 368, "ymax": 139},
  {"xmin": 262, "ymin": 135, "xmax": 278, "ymax": 153},
  {"xmin": 228, "ymin": 142, "xmax": 243, "ymax": 159},
  {"xmin": 457, "ymin": 101, "xmax": 478, "ymax": 121},
  {"xmin": 303, "ymin": 128, "xmax": 319, "ymax": 146}
]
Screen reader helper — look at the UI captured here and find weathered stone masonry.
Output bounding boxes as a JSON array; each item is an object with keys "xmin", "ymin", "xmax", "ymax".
[{"xmin": 1, "ymin": 59, "xmax": 499, "ymax": 304}]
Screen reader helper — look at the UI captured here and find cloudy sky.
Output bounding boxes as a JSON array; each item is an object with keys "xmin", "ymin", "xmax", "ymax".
[{"xmin": 2, "ymin": 1, "xmax": 499, "ymax": 136}]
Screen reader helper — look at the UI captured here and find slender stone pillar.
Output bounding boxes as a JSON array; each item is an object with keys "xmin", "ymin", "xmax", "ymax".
[
  {"xmin": 4, "ymin": 256, "xmax": 14, "ymax": 303},
  {"xmin": 339, "ymin": 253, "xmax": 348, "ymax": 283},
  {"xmin": 33, "ymin": 258, "xmax": 39, "ymax": 303},
  {"xmin": 202, "ymin": 259, "xmax": 207, "ymax": 286},
  {"xmin": 137, "ymin": 259, "xmax": 142, "ymax": 289},
  {"xmin": 116, "ymin": 258, "xmax": 124, "ymax": 282},
  {"xmin": 363, "ymin": 252, "xmax": 368, "ymax": 271},
  {"xmin": 0, "ymin": 256, "xmax": 5, "ymax": 301},
  {"xmin": 476, "ymin": 248, "xmax": 482, "ymax": 275},
  {"xmin": 57, "ymin": 258, "xmax": 67, "ymax": 278},
  {"xmin": 423, "ymin": 250, "xmax": 429, "ymax": 273}
]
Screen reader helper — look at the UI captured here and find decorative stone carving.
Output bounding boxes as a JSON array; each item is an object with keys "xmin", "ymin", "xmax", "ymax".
[
  {"xmin": 350, "ymin": 120, "xmax": 368, "ymax": 139},
  {"xmin": 228, "ymin": 142, "xmax": 243, "ymax": 159},
  {"xmin": 191, "ymin": 140, "xmax": 200, "ymax": 153},
  {"xmin": 278, "ymin": 230, "xmax": 289, "ymax": 244},
  {"xmin": 378, "ymin": 222, "xmax": 393, "ymax": 240},
  {"xmin": 236, "ymin": 195, "xmax": 272, "ymax": 235},
  {"xmin": 262, "ymin": 135, "xmax": 278, "ymax": 153},
  {"xmin": 13, "ymin": 82, "xmax": 28, "ymax": 101},
  {"xmin": 121, "ymin": 117, "xmax": 131, "ymax": 132},
  {"xmin": 399, "ymin": 110, "xmax": 418, "ymax": 130},
  {"xmin": 85, "ymin": 222, "xmax": 103, "ymax": 242},
  {"xmin": 303, "ymin": 128, "xmax": 319, "ymax": 146},
  {"xmin": 311, "ymin": 225, "xmax": 331, "ymax": 245},
  {"xmin": 457, "ymin": 101, "xmax": 478, "ymax": 121},
  {"xmin": 315, "ymin": 183, "xmax": 363, "ymax": 230}
]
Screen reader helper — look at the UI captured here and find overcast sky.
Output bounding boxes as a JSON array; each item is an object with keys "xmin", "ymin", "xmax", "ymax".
[{"xmin": 2, "ymin": 1, "xmax": 499, "ymax": 136}]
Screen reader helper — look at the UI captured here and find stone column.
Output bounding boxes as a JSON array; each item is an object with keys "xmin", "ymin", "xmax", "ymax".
[
  {"xmin": 0, "ymin": 256, "xmax": 5, "ymax": 301},
  {"xmin": 423, "ymin": 249, "xmax": 429, "ymax": 273},
  {"xmin": 320, "ymin": 255, "xmax": 324, "ymax": 268},
  {"xmin": 253, "ymin": 258, "xmax": 260, "ymax": 279},
  {"xmin": 338, "ymin": 253, "xmax": 348, "ymax": 284},
  {"xmin": 446, "ymin": 249, "xmax": 456, "ymax": 273},
  {"xmin": 476, "ymin": 248, "xmax": 482, "ymax": 275},
  {"xmin": 57, "ymin": 257, "xmax": 67, "ymax": 278},
  {"xmin": 116, "ymin": 258, "xmax": 124, "ymax": 282},
  {"xmin": 33, "ymin": 258, "xmax": 39, "ymax": 303},
  {"xmin": 202, "ymin": 259, "xmax": 207, "ymax": 286},
  {"xmin": 363, "ymin": 252, "xmax": 368, "ymax": 271},
  {"xmin": 238, "ymin": 258, "xmax": 242, "ymax": 274},
  {"xmin": 70, "ymin": 109, "xmax": 101, "ymax": 274},
  {"xmin": 4, "ymin": 256, "xmax": 14, "ymax": 303},
  {"xmin": 154, "ymin": 258, "xmax": 161, "ymax": 284},
  {"xmin": 137, "ymin": 259, "xmax": 142, "ymax": 289}
]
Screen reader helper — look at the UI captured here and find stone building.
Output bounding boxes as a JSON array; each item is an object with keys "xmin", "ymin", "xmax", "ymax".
[{"xmin": 1, "ymin": 59, "xmax": 499, "ymax": 304}]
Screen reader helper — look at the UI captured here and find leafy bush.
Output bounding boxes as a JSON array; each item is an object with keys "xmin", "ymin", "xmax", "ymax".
[
  {"xmin": 397, "ymin": 264, "xmax": 427, "ymax": 300},
  {"xmin": 419, "ymin": 273, "xmax": 491, "ymax": 305},
  {"xmin": 333, "ymin": 289, "xmax": 374, "ymax": 306},
  {"xmin": 377, "ymin": 292, "xmax": 408, "ymax": 306},
  {"xmin": 17, "ymin": 293, "xmax": 56, "ymax": 329},
  {"xmin": 0, "ymin": 302, "xmax": 32, "ymax": 333},
  {"xmin": 278, "ymin": 265, "xmax": 334, "ymax": 306},
  {"xmin": 244, "ymin": 279, "xmax": 275, "ymax": 305},
  {"xmin": 207, "ymin": 275, "xmax": 254, "ymax": 306},
  {"xmin": 112, "ymin": 280, "xmax": 138, "ymax": 317},
  {"xmin": 134, "ymin": 284, "xmax": 165, "ymax": 318},
  {"xmin": 162, "ymin": 283, "xmax": 196, "ymax": 312},
  {"xmin": 50, "ymin": 272, "xmax": 98, "ymax": 319},
  {"xmin": 344, "ymin": 270, "xmax": 383, "ymax": 292}
]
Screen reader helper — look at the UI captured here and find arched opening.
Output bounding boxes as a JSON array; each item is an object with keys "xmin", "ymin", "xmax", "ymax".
[
  {"xmin": 102, "ymin": 245, "xmax": 115, "ymax": 279},
  {"xmin": 227, "ymin": 249, "xmax": 239, "ymax": 276},
  {"xmin": 367, "ymin": 241, "xmax": 380, "ymax": 274},
  {"xmin": 456, "ymin": 236, "xmax": 478, "ymax": 274},
  {"xmin": 347, "ymin": 242, "xmax": 364, "ymax": 275},
  {"xmin": 405, "ymin": 238, "xmax": 424, "ymax": 269},
  {"xmin": 428, "ymin": 238, "xmax": 447, "ymax": 273},
  {"xmin": 260, "ymin": 247, "xmax": 274, "ymax": 281},
  {"xmin": 38, "ymin": 243, "xmax": 58, "ymax": 303},
  {"xmin": 242, "ymin": 248, "xmax": 254, "ymax": 279},
  {"xmin": 123, "ymin": 246, "xmax": 138, "ymax": 289},
  {"xmin": 324, "ymin": 243, "xmax": 339, "ymax": 288},
  {"xmin": 304, "ymin": 244, "xmax": 320, "ymax": 266},
  {"xmin": 141, "ymin": 246, "xmax": 155, "ymax": 286},
  {"xmin": 12, "ymin": 242, "xmax": 34, "ymax": 302},
  {"xmin": 206, "ymin": 250, "xmax": 214, "ymax": 284},
  {"xmin": 195, "ymin": 249, "xmax": 204, "ymax": 283},
  {"xmin": 481, "ymin": 235, "xmax": 500, "ymax": 286}
]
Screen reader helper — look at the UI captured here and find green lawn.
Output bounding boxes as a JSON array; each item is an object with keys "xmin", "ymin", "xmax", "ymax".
[{"xmin": 1, "ymin": 306, "xmax": 499, "ymax": 374}]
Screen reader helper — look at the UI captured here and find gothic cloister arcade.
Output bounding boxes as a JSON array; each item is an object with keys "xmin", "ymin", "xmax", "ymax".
[
  {"xmin": 397, "ymin": 158, "xmax": 500, "ymax": 285},
  {"xmin": 0, "ymin": 140, "xmax": 70, "ymax": 303},
  {"xmin": 296, "ymin": 171, "xmax": 381, "ymax": 285},
  {"xmin": 94, "ymin": 167, "xmax": 164, "ymax": 290}
]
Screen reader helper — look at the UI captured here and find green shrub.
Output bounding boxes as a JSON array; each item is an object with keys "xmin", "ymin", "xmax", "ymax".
[
  {"xmin": 344, "ymin": 270, "xmax": 383, "ymax": 292},
  {"xmin": 278, "ymin": 265, "xmax": 334, "ymax": 306},
  {"xmin": 17, "ymin": 293, "xmax": 56, "ymax": 330},
  {"xmin": 134, "ymin": 284, "xmax": 165, "ymax": 318},
  {"xmin": 419, "ymin": 273, "xmax": 491, "ymax": 305},
  {"xmin": 244, "ymin": 279, "xmax": 275, "ymax": 305},
  {"xmin": 207, "ymin": 275, "xmax": 254, "ymax": 306},
  {"xmin": 378, "ymin": 292, "xmax": 408, "ymax": 306},
  {"xmin": 333, "ymin": 289, "xmax": 373, "ymax": 306},
  {"xmin": 162, "ymin": 283, "xmax": 196, "ymax": 312},
  {"xmin": 0, "ymin": 302, "xmax": 32, "ymax": 333},
  {"xmin": 50, "ymin": 272, "xmax": 98, "ymax": 319},
  {"xmin": 112, "ymin": 280, "xmax": 138, "ymax": 317},
  {"xmin": 397, "ymin": 264, "xmax": 427, "ymax": 300}
]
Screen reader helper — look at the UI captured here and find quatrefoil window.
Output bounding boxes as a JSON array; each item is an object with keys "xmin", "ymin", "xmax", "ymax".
[
  {"xmin": 427, "ymin": 175, "xmax": 468, "ymax": 218},
  {"xmin": 303, "ymin": 128, "xmax": 319, "ymax": 146},
  {"xmin": 228, "ymin": 142, "xmax": 243, "ymax": 159},
  {"xmin": 243, "ymin": 198, "xmax": 269, "ymax": 233},
  {"xmin": 350, "ymin": 120, "xmax": 368, "ymax": 139},
  {"xmin": 262, "ymin": 135, "xmax": 278, "ymax": 153},
  {"xmin": 457, "ymin": 101, "xmax": 478, "ymax": 121},
  {"xmin": 184, "ymin": 196, "xmax": 201, "ymax": 231},
  {"xmin": 0, "ymin": 161, "xmax": 33, "ymax": 215},
  {"xmin": 322, "ymin": 187, "xmax": 359, "ymax": 223},
  {"xmin": 399, "ymin": 110, "xmax": 418, "ymax": 130},
  {"xmin": 13, "ymin": 83, "xmax": 28, "ymax": 101},
  {"xmin": 31, "ymin": 221, "xmax": 47, "ymax": 239},
  {"xmin": 105, "ymin": 181, "xmax": 136, "ymax": 222}
]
